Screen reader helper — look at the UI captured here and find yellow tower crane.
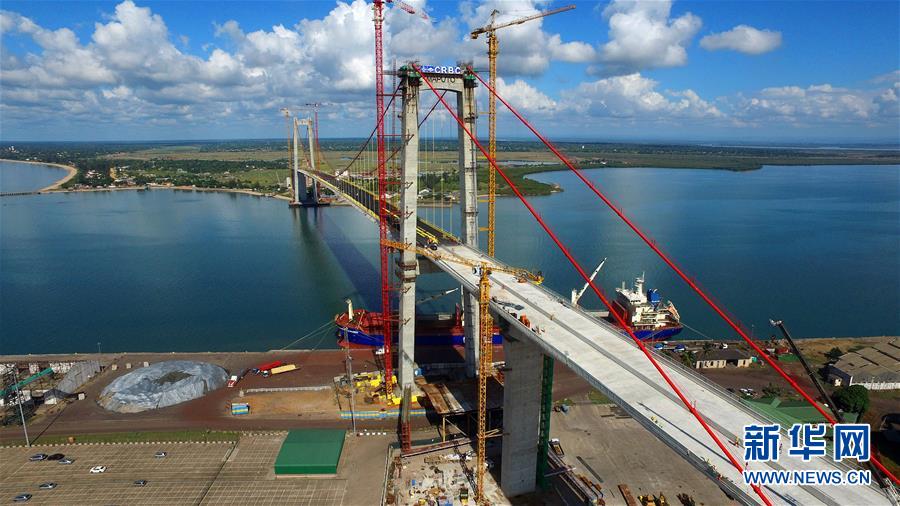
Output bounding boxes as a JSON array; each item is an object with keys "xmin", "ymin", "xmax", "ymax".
[
  {"xmin": 382, "ymin": 239, "xmax": 542, "ymax": 504},
  {"xmin": 471, "ymin": 4, "xmax": 576, "ymax": 258}
]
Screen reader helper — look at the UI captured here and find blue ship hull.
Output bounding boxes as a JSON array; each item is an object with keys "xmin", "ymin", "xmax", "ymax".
[
  {"xmin": 339, "ymin": 327, "xmax": 502, "ymax": 348},
  {"xmin": 631, "ymin": 326, "xmax": 683, "ymax": 342}
]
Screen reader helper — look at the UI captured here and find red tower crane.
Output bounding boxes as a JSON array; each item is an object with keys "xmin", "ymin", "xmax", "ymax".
[{"xmin": 372, "ymin": 0, "xmax": 427, "ymax": 408}]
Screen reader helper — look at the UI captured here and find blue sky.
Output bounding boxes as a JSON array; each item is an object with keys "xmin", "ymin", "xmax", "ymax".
[{"xmin": 1, "ymin": 0, "xmax": 898, "ymax": 142}]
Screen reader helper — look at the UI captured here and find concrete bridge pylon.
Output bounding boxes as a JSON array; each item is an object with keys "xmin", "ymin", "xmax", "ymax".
[{"xmin": 397, "ymin": 64, "xmax": 481, "ymax": 392}]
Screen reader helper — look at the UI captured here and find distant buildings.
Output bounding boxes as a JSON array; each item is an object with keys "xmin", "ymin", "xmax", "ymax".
[
  {"xmin": 693, "ymin": 348, "xmax": 752, "ymax": 369},
  {"xmin": 827, "ymin": 340, "xmax": 900, "ymax": 390}
]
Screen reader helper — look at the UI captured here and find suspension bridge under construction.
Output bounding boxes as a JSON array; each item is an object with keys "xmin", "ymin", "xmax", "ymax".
[{"xmin": 277, "ymin": 2, "xmax": 899, "ymax": 505}]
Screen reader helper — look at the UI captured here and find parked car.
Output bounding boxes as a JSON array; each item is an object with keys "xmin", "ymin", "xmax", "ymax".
[
  {"xmin": 89, "ymin": 466, "xmax": 106, "ymax": 474},
  {"xmin": 58, "ymin": 458, "xmax": 74, "ymax": 465},
  {"xmin": 28, "ymin": 454, "xmax": 47, "ymax": 462},
  {"xmin": 154, "ymin": 451, "xmax": 167, "ymax": 458},
  {"xmin": 46, "ymin": 454, "xmax": 64, "ymax": 461},
  {"xmin": 12, "ymin": 494, "xmax": 31, "ymax": 502},
  {"xmin": 38, "ymin": 483, "xmax": 57, "ymax": 490},
  {"xmin": 133, "ymin": 480, "xmax": 148, "ymax": 487}
]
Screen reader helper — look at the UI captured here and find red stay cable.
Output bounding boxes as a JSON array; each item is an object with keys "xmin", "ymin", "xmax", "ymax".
[
  {"xmin": 471, "ymin": 69, "xmax": 899, "ymax": 486},
  {"xmin": 412, "ymin": 65, "xmax": 773, "ymax": 506}
]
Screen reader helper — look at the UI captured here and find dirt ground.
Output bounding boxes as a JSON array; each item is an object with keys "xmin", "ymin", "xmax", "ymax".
[
  {"xmin": 0, "ymin": 349, "xmax": 400, "ymax": 443},
  {"xmin": 0, "ymin": 345, "xmax": 585, "ymax": 443},
  {"xmin": 237, "ymin": 390, "xmax": 338, "ymax": 418}
]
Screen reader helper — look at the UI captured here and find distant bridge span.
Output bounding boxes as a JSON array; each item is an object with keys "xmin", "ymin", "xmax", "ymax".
[{"xmin": 299, "ymin": 166, "xmax": 893, "ymax": 506}]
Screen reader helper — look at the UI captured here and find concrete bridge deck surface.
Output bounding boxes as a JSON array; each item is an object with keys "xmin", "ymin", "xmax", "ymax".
[
  {"xmin": 301, "ymin": 169, "xmax": 893, "ymax": 505},
  {"xmin": 434, "ymin": 243, "xmax": 890, "ymax": 506}
]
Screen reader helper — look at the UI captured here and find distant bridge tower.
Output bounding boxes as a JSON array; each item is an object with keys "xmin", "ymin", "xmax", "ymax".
[
  {"xmin": 291, "ymin": 117, "xmax": 316, "ymax": 206},
  {"xmin": 396, "ymin": 64, "xmax": 481, "ymax": 391}
]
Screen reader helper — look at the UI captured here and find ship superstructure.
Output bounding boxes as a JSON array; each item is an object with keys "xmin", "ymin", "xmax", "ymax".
[{"xmin": 610, "ymin": 275, "xmax": 683, "ymax": 341}]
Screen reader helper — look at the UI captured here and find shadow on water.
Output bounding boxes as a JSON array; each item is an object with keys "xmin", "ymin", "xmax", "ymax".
[{"xmin": 290, "ymin": 206, "xmax": 380, "ymax": 309}]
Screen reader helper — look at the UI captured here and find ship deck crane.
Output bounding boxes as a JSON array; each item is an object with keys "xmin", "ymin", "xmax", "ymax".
[
  {"xmin": 471, "ymin": 4, "xmax": 576, "ymax": 258},
  {"xmin": 382, "ymin": 238, "xmax": 541, "ymax": 504},
  {"xmin": 571, "ymin": 257, "xmax": 606, "ymax": 306}
]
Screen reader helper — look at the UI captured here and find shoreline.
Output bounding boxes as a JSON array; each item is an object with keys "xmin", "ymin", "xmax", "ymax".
[
  {"xmin": 0, "ymin": 158, "xmax": 78, "ymax": 192},
  {"xmin": 3, "ymin": 180, "xmax": 297, "ymax": 202},
  {"xmin": 2, "ymin": 335, "xmax": 894, "ymax": 360}
]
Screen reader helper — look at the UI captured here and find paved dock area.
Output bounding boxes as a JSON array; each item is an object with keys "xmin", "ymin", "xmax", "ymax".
[
  {"xmin": 550, "ymin": 403, "xmax": 733, "ymax": 505},
  {"xmin": 0, "ymin": 432, "xmax": 390, "ymax": 505}
]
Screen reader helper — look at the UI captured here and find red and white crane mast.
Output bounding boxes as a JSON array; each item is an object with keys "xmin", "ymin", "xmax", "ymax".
[{"xmin": 371, "ymin": 0, "xmax": 427, "ymax": 404}]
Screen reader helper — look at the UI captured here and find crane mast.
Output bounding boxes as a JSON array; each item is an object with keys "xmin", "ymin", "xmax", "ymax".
[
  {"xmin": 471, "ymin": 4, "xmax": 576, "ymax": 258},
  {"xmin": 372, "ymin": 0, "xmax": 393, "ymax": 404},
  {"xmin": 381, "ymin": 238, "xmax": 540, "ymax": 503},
  {"xmin": 476, "ymin": 262, "xmax": 492, "ymax": 504},
  {"xmin": 571, "ymin": 258, "xmax": 606, "ymax": 306},
  {"xmin": 372, "ymin": 0, "xmax": 427, "ymax": 450}
]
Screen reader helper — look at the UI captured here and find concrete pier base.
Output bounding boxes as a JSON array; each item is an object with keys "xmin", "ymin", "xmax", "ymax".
[{"xmin": 500, "ymin": 332, "xmax": 543, "ymax": 497}]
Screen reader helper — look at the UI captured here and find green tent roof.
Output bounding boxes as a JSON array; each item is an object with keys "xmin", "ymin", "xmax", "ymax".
[
  {"xmin": 742, "ymin": 397, "xmax": 858, "ymax": 427},
  {"xmin": 274, "ymin": 429, "xmax": 346, "ymax": 475}
]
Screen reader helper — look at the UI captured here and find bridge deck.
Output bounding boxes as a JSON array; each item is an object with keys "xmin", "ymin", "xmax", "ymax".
[
  {"xmin": 302, "ymin": 169, "xmax": 891, "ymax": 505},
  {"xmin": 435, "ymin": 243, "xmax": 889, "ymax": 506}
]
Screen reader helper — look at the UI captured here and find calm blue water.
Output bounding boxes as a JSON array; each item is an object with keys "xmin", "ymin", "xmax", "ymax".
[
  {"xmin": 1, "ymin": 163, "xmax": 898, "ymax": 354},
  {"xmin": 0, "ymin": 161, "xmax": 68, "ymax": 193}
]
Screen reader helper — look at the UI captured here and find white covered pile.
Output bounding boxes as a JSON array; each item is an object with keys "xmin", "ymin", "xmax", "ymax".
[{"xmin": 98, "ymin": 360, "xmax": 227, "ymax": 413}]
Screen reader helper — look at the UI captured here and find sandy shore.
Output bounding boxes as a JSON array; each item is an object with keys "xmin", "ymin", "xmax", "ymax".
[
  {"xmin": 0, "ymin": 158, "xmax": 78, "ymax": 192},
  {"xmin": 13, "ymin": 182, "xmax": 295, "ymax": 202}
]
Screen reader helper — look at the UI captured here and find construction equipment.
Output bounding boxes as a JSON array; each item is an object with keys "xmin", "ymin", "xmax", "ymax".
[
  {"xmin": 770, "ymin": 319, "xmax": 842, "ymax": 421},
  {"xmin": 372, "ymin": 0, "xmax": 428, "ymax": 410},
  {"xmin": 470, "ymin": 4, "xmax": 576, "ymax": 258},
  {"xmin": 571, "ymin": 257, "xmax": 606, "ymax": 306},
  {"xmin": 382, "ymin": 239, "xmax": 542, "ymax": 284},
  {"xmin": 382, "ymin": 238, "xmax": 541, "ymax": 504},
  {"xmin": 770, "ymin": 318, "xmax": 895, "ymax": 493}
]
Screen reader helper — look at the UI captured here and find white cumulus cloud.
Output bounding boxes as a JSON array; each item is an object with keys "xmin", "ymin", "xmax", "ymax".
[
  {"xmin": 595, "ymin": 0, "xmax": 701, "ymax": 76},
  {"xmin": 495, "ymin": 77, "xmax": 557, "ymax": 113},
  {"xmin": 738, "ymin": 80, "xmax": 899, "ymax": 124},
  {"xmin": 700, "ymin": 25, "xmax": 782, "ymax": 55},
  {"xmin": 561, "ymin": 73, "xmax": 722, "ymax": 119}
]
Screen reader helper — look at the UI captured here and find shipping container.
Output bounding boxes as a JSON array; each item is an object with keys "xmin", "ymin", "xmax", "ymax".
[{"xmin": 268, "ymin": 364, "xmax": 297, "ymax": 376}]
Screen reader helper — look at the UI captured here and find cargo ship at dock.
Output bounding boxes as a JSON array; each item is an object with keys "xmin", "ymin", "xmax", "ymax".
[
  {"xmin": 608, "ymin": 275, "xmax": 683, "ymax": 341},
  {"xmin": 335, "ymin": 306, "xmax": 501, "ymax": 348}
]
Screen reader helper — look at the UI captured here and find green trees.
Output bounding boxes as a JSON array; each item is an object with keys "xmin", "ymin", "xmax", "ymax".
[
  {"xmin": 762, "ymin": 383, "xmax": 783, "ymax": 398},
  {"xmin": 832, "ymin": 384, "xmax": 869, "ymax": 415},
  {"xmin": 825, "ymin": 347, "xmax": 843, "ymax": 362}
]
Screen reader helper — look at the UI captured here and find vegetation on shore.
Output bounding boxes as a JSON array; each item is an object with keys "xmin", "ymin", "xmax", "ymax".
[{"xmin": 2, "ymin": 139, "xmax": 897, "ymax": 197}]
